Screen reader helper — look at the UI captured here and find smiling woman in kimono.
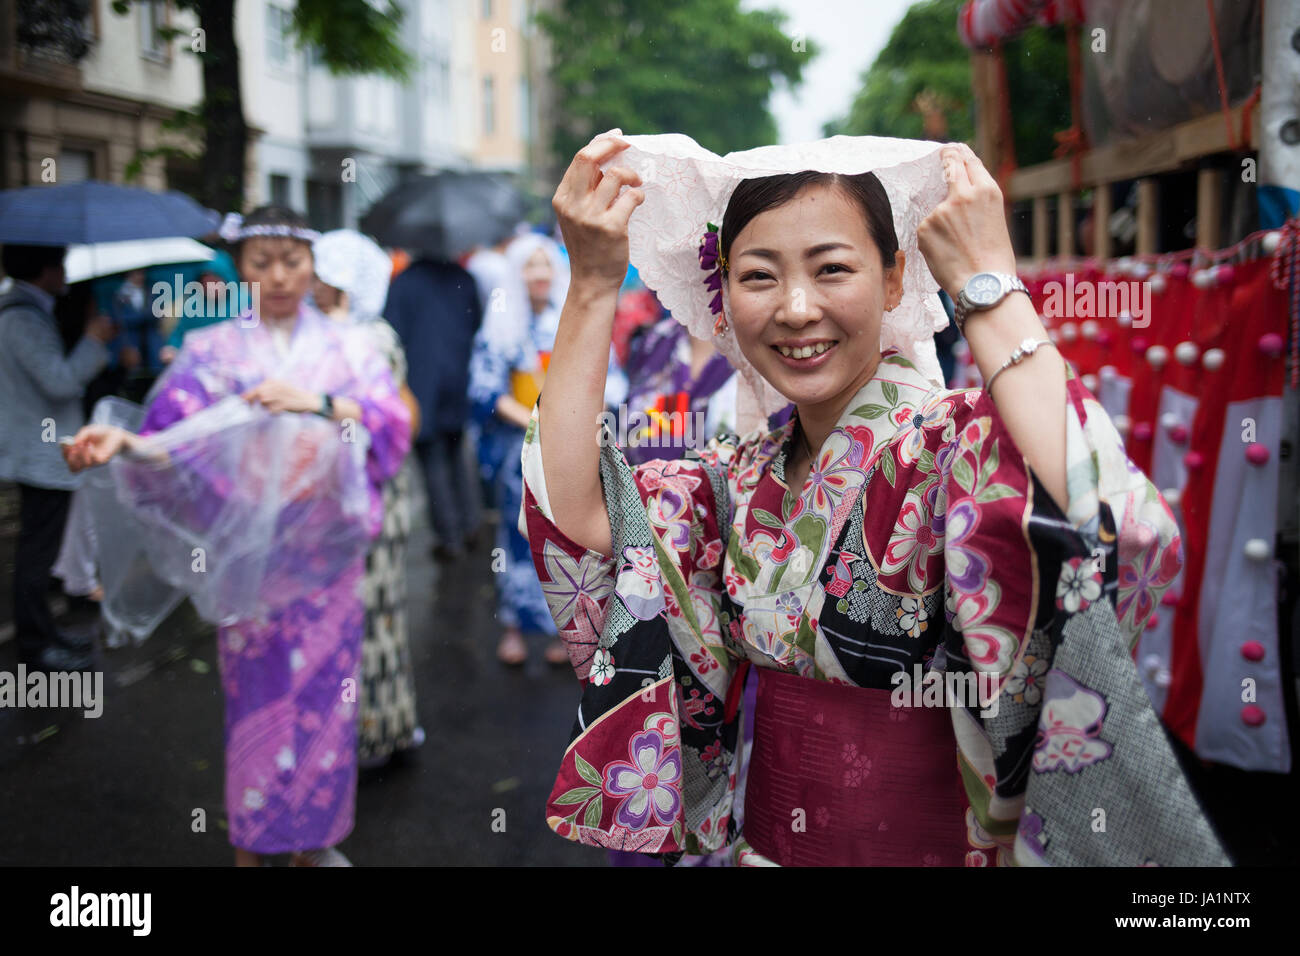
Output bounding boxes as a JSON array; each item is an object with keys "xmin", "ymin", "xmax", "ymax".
[
  {"xmin": 521, "ymin": 131, "xmax": 1229, "ymax": 866},
  {"xmin": 63, "ymin": 206, "xmax": 411, "ymax": 867}
]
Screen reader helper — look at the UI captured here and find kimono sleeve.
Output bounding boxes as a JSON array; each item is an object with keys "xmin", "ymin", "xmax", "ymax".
[
  {"xmin": 519, "ymin": 399, "xmax": 746, "ymax": 857},
  {"xmin": 939, "ymin": 370, "xmax": 1228, "ymax": 866}
]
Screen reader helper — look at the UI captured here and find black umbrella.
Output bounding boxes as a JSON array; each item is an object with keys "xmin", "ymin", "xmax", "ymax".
[
  {"xmin": 0, "ymin": 181, "xmax": 221, "ymax": 246},
  {"xmin": 360, "ymin": 171, "xmax": 527, "ymax": 260}
]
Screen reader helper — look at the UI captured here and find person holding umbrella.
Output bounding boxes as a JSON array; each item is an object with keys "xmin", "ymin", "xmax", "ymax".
[
  {"xmin": 0, "ymin": 244, "xmax": 113, "ymax": 672},
  {"xmin": 62, "ymin": 205, "xmax": 412, "ymax": 866}
]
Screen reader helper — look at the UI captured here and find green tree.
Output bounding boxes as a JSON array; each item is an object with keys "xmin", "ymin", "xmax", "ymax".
[
  {"xmin": 825, "ymin": 0, "xmax": 1069, "ymax": 168},
  {"xmin": 110, "ymin": 0, "xmax": 413, "ymax": 213},
  {"xmin": 536, "ymin": 0, "xmax": 813, "ymax": 164}
]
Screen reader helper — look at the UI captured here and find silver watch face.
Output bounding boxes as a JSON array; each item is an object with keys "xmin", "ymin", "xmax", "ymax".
[{"xmin": 965, "ymin": 272, "xmax": 1004, "ymax": 307}]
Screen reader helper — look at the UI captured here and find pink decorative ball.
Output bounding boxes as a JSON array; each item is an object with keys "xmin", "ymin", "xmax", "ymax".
[
  {"xmin": 1160, "ymin": 591, "xmax": 1179, "ymax": 607},
  {"xmin": 1215, "ymin": 264, "xmax": 1235, "ymax": 284},
  {"xmin": 1240, "ymin": 641, "xmax": 1266, "ymax": 662},
  {"xmin": 1241, "ymin": 705, "xmax": 1267, "ymax": 727},
  {"xmin": 1184, "ymin": 451, "xmax": 1205, "ymax": 470},
  {"xmin": 1169, "ymin": 424, "xmax": 1189, "ymax": 444},
  {"xmin": 1258, "ymin": 333, "xmax": 1285, "ymax": 358},
  {"xmin": 1245, "ymin": 443, "xmax": 1270, "ymax": 465},
  {"xmin": 1132, "ymin": 421, "xmax": 1154, "ymax": 441},
  {"xmin": 1145, "ymin": 614, "xmax": 1159, "ymax": 630},
  {"xmin": 1130, "ymin": 336, "xmax": 1149, "ymax": 355},
  {"xmin": 1170, "ymin": 263, "xmax": 1189, "ymax": 279}
]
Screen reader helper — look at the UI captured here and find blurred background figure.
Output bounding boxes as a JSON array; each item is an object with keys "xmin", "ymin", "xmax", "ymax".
[
  {"xmin": 313, "ymin": 228, "xmax": 425, "ymax": 771},
  {"xmin": 621, "ymin": 312, "xmax": 738, "ymax": 466},
  {"xmin": 50, "ymin": 279, "xmax": 141, "ymax": 627},
  {"xmin": 62, "ymin": 204, "xmax": 412, "ymax": 867},
  {"xmin": 468, "ymin": 230, "xmax": 627, "ymax": 666},
  {"xmin": 384, "ymin": 252, "xmax": 484, "ymax": 565},
  {"xmin": 109, "ymin": 269, "xmax": 162, "ymax": 375},
  {"xmin": 0, "ymin": 244, "xmax": 111, "ymax": 672}
]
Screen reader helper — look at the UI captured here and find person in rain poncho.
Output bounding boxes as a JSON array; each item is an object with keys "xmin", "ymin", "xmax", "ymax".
[
  {"xmin": 519, "ymin": 131, "xmax": 1228, "ymax": 866},
  {"xmin": 63, "ymin": 205, "xmax": 411, "ymax": 867}
]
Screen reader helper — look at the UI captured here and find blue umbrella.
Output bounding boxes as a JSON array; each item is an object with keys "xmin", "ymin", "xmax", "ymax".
[{"xmin": 0, "ymin": 181, "xmax": 221, "ymax": 246}]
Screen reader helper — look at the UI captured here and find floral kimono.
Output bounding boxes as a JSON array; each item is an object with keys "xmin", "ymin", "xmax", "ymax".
[
  {"xmin": 128, "ymin": 303, "xmax": 411, "ymax": 853},
  {"xmin": 519, "ymin": 350, "xmax": 1229, "ymax": 866}
]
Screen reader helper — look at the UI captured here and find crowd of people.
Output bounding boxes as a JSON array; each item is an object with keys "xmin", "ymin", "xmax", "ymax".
[
  {"xmin": 0, "ymin": 196, "xmax": 748, "ymax": 866},
  {"xmin": 1, "ymin": 131, "xmax": 1230, "ymax": 869}
]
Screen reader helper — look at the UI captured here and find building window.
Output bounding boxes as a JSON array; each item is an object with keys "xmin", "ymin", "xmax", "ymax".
[
  {"xmin": 307, "ymin": 180, "xmax": 344, "ymax": 232},
  {"xmin": 483, "ymin": 75, "xmax": 495, "ymax": 137},
  {"xmin": 57, "ymin": 148, "xmax": 95, "ymax": 183},
  {"xmin": 269, "ymin": 174, "xmax": 291, "ymax": 207},
  {"xmin": 140, "ymin": 0, "xmax": 168, "ymax": 61},
  {"xmin": 266, "ymin": 5, "xmax": 293, "ymax": 67}
]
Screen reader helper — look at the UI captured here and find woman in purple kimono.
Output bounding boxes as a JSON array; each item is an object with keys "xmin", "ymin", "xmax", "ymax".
[{"xmin": 63, "ymin": 206, "xmax": 412, "ymax": 866}]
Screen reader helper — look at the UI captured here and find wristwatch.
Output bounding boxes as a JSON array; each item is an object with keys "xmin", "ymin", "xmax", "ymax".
[
  {"xmin": 317, "ymin": 393, "xmax": 334, "ymax": 419},
  {"xmin": 953, "ymin": 271, "xmax": 1029, "ymax": 333}
]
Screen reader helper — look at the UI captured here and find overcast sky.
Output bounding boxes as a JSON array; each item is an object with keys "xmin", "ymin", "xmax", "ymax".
[{"xmin": 741, "ymin": 0, "xmax": 917, "ymax": 145}]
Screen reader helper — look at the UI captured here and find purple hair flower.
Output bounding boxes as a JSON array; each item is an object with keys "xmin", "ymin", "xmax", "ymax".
[{"xmin": 698, "ymin": 222, "xmax": 726, "ymax": 318}]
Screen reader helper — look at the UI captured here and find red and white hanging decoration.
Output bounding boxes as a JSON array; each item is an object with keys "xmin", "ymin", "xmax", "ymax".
[{"xmin": 949, "ymin": 221, "xmax": 1298, "ymax": 773}]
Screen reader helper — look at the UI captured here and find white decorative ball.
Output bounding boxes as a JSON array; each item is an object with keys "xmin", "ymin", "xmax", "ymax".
[
  {"xmin": 1262, "ymin": 230, "xmax": 1282, "ymax": 254},
  {"xmin": 1116, "ymin": 311, "xmax": 1133, "ymax": 327},
  {"xmin": 1082, "ymin": 373, "xmax": 1098, "ymax": 391},
  {"xmin": 1060, "ymin": 322, "xmax": 1079, "ymax": 342},
  {"xmin": 1146, "ymin": 345, "xmax": 1169, "ymax": 368},
  {"xmin": 1081, "ymin": 319, "xmax": 1100, "ymax": 340},
  {"xmin": 1142, "ymin": 654, "xmax": 1162, "ymax": 677},
  {"xmin": 1114, "ymin": 414, "xmax": 1131, "ymax": 433},
  {"xmin": 1192, "ymin": 269, "xmax": 1214, "ymax": 289},
  {"xmin": 1160, "ymin": 412, "xmax": 1181, "ymax": 430},
  {"xmin": 1099, "ymin": 364, "xmax": 1118, "ymax": 381},
  {"xmin": 1174, "ymin": 340, "xmax": 1199, "ymax": 365},
  {"xmin": 1244, "ymin": 538, "xmax": 1271, "ymax": 561},
  {"xmin": 1162, "ymin": 487, "xmax": 1182, "ymax": 508},
  {"xmin": 1202, "ymin": 348, "xmax": 1226, "ymax": 371},
  {"xmin": 1154, "ymin": 669, "xmax": 1173, "ymax": 689},
  {"xmin": 1150, "ymin": 273, "xmax": 1167, "ymax": 294}
]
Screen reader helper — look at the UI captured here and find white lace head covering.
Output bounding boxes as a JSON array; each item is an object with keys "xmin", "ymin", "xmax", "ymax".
[
  {"xmin": 312, "ymin": 229, "xmax": 392, "ymax": 322},
  {"xmin": 598, "ymin": 129, "xmax": 950, "ymax": 434}
]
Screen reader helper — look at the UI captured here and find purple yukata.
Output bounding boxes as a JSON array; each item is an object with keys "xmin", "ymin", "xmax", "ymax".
[{"xmin": 133, "ymin": 304, "xmax": 411, "ymax": 853}]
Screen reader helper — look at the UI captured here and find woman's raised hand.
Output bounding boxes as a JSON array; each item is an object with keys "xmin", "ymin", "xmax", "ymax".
[
  {"xmin": 917, "ymin": 143, "xmax": 1018, "ymax": 297},
  {"xmin": 552, "ymin": 131, "xmax": 645, "ymax": 291},
  {"xmin": 62, "ymin": 425, "xmax": 128, "ymax": 473}
]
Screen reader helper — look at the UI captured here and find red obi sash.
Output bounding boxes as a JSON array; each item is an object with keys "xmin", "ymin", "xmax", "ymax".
[{"xmin": 742, "ymin": 666, "xmax": 971, "ymax": 866}]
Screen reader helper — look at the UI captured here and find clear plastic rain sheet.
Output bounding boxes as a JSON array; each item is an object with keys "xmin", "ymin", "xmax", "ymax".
[{"xmin": 84, "ymin": 394, "xmax": 373, "ymax": 641}]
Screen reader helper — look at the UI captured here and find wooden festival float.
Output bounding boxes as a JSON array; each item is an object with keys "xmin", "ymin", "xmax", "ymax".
[{"xmin": 958, "ymin": 0, "xmax": 1299, "ymax": 775}]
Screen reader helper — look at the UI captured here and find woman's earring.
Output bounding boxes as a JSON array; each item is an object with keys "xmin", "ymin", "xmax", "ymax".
[{"xmin": 713, "ymin": 311, "xmax": 728, "ymax": 336}]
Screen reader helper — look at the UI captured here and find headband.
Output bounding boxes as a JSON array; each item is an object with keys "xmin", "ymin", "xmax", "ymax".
[{"xmin": 219, "ymin": 211, "xmax": 321, "ymax": 244}]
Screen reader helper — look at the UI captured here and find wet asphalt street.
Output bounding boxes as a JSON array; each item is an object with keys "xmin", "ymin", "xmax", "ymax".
[
  {"xmin": 0, "ymin": 502, "xmax": 607, "ymax": 867},
  {"xmin": 1, "ymin": 483, "xmax": 1297, "ymax": 866}
]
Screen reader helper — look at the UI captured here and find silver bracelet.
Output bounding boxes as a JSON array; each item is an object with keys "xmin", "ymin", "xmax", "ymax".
[{"xmin": 985, "ymin": 338, "xmax": 1055, "ymax": 397}]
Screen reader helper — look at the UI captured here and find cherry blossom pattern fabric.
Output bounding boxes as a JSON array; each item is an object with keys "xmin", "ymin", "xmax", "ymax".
[{"xmin": 518, "ymin": 351, "xmax": 1229, "ymax": 866}]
